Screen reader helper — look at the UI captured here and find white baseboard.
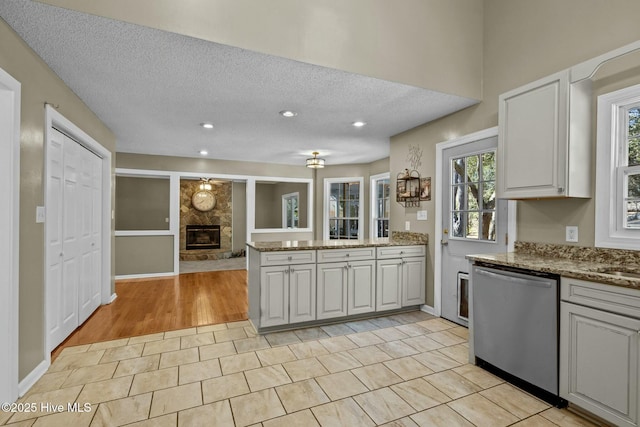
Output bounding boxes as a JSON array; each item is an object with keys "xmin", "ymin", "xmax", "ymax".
[
  {"xmin": 115, "ymin": 272, "xmax": 176, "ymax": 280},
  {"xmin": 18, "ymin": 359, "xmax": 49, "ymax": 397},
  {"xmin": 420, "ymin": 305, "xmax": 436, "ymax": 316},
  {"xmin": 109, "ymin": 293, "xmax": 117, "ymax": 304}
]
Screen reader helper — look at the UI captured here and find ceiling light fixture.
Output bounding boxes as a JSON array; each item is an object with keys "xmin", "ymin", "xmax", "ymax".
[
  {"xmin": 279, "ymin": 110, "xmax": 297, "ymax": 118},
  {"xmin": 352, "ymin": 121, "xmax": 366, "ymax": 127},
  {"xmin": 306, "ymin": 151, "xmax": 325, "ymax": 168},
  {"xmin": 199, "ymin": 150, "xmax": 208, "ymax": 156},
  {"xmin": 200, "ymin": 122, "xmax": 214, "ymax": 129}
]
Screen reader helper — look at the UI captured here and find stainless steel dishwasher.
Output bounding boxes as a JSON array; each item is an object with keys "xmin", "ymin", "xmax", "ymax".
[{"xmin": 472, "ymin": 263, "xmax": 565, "ymax": 405}]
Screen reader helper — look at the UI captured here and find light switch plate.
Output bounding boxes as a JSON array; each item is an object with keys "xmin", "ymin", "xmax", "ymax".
[
  {"xmin": 405, "ymin": 221, "xmax": 411, "ymax": 231},
  {"xmin": 36, "ymin": 206, "xmax": 45, "ymax": 223},
  {"xmin": 566, "ymin": 226, "xmax": 578, "ymax": 242},
  {"xmin": 417, "ymin": 210, "xmax": 427, "ymax": 220}
]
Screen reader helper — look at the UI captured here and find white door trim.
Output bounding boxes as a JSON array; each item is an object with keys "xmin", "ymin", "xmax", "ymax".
[
  {"xmin": 44, "ymin": 106, "xmax": 112, "ymax": 360},
  {"xmin": 0, "ymin": 67, "xmax": 21, "ymax": 404},
  {"xmin": 434, "ymin": 127, "xmax": 516, "ymax": 317}
]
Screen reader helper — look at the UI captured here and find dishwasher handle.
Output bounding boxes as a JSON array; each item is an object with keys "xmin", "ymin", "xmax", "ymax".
[{"xmin": 475, "ymin": 267, "xmax": 553, "ymax": 288}]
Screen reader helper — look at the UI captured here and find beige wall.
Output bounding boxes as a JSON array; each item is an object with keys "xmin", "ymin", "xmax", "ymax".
[
  {"xmin": 389, "ymin": 0, "xmax": 640, "ymax": 306},
  {"xmin": 39, "ymin": 0, "xmax": 483, "ymax": 99},
  {"xmin": 255, "ymin": 182, "xmax": 309, "ymax": 229},
  {"xmin": 0, "ymin": 19, "xmax": 116, "ymax": 380},
  {"xmin": 115, "ymin": 176, "xmax": 170, "ymax": 230},
  {"xmin": 232, "ymin": 181, "xmax": 247, "ymax": 252},
  {"xmin": 115, "ymin": 236, "xmax": 174, "ymax": 275}
]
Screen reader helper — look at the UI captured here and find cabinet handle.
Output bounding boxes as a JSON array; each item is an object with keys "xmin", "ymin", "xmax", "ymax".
[
  {"xmin": 290, "ymin": 268, "xmax": 295, "ymax": 273},
  {"xmin": 287, "ymin": 256, "xmax": 292, "ymax": 261},
  {"xmin": 345, "ymin": 253, "xmax": 350, "ymax": 257},
  {"xmin": 284, "ymin": 269, "xmax": 289, "ymax": 274}
]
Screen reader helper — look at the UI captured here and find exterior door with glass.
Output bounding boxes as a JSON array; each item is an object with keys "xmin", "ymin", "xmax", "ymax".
[{"xmin": 441, "ymin": 134, "xmax": 508, "ymax": 326}]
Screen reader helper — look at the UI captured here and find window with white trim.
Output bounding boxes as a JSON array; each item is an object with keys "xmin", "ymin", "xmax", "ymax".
[
  {"xmin": 370, "ymin": 173, "xmax": 390, "ymax": 238},
  {"xmin": 595, "ymin": 83, "xmax": 640, "ymax": 249},
  {"xmin": 282, "ymin": 192, "xmax": 299, "ymax": 228},
  {"xmin": 324, "ymin": 178, "xmax": 363, "ymax": 240}
]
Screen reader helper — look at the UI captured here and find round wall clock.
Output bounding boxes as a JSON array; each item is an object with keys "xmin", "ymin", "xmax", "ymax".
[{"xmin": 192, "ymin": 190, "xmax": 216, "ymax": 212}]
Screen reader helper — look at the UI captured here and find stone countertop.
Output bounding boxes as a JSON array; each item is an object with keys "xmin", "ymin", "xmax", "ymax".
[
  {"xmin": 467, "ymin": 242, "xmax": 640, "ymax": 289},
  {"xmin": 247, "ymin": 232, "xmax": 428, "ymax": 252}
]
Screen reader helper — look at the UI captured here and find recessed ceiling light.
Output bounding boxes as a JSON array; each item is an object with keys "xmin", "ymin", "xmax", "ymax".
[
  {"xmin": 279, "ymin": 110, "xmax": 297, "ymax": 118},
  {"xmin": 199, "ymin": 150, "xmax": 208, "ymax": 156},
  {"xmin": 352, "ymin": 121, "xmax": 366, "ymax": 127},
  {"xmin": 200, "ymin": 122, "xmax": 214, "ymax": 129}
]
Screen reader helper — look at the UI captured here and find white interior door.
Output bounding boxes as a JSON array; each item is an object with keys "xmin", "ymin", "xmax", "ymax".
[
  {"xmin": 440, "ymin": 135, "xmax": 508, "ymax": 326},
  {"xmin": 48, "ymin": 129, "xmax": 102, "ymax": 349},
  {"xmin": 78, "ymin": 145, "xmax": 102, "ymax": 323},
  {"xmin": 0, "ymin": 66, "xmax": 20, "ymax": 405}
]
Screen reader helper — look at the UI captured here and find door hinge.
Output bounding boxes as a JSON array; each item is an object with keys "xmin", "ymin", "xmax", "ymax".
[{"xmin": 505, "ymin": 233, "xmax": 509, "ymax": 246}]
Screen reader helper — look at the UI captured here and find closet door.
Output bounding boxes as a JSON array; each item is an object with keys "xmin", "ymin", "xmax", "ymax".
[
  {"xmin": 78, "ymin": 146, "xmax": 102, "ymax": 324},
  {"xmin": 48, "ymin": 129, "xmax": 102, "ymax": 349},
  {"xmin": 59, "ymin": 133, "xmax": 81, "ymax": 345}
]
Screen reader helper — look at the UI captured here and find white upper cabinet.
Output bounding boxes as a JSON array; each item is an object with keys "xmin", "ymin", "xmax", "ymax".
[{"xmin": 497, "ymin": 69, "xmax": 592, "ymax": 199}]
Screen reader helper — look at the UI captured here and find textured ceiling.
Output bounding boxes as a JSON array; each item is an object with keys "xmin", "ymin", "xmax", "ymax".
[{"xmin": 0, "ymin": 0, "xmax": 478, "ymax": 166}]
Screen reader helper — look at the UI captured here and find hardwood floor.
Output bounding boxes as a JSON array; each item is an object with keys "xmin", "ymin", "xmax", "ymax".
[{"xmin": 52, "ymin": 269, "xmax": 248, "ymax": 360}]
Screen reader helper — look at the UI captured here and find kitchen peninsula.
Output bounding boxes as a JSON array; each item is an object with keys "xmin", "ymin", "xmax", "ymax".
[{"xmin": 247, "ymin": 232, "xmax": 428, "ymax": 333}]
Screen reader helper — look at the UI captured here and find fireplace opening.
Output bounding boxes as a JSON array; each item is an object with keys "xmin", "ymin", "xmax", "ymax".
[{"xmin": 186, "ymin": 225, "xmax": 221, "ymax": 250}]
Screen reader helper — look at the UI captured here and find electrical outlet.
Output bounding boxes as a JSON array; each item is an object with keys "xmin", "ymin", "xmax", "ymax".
[
  {"xmin": 405, "ymin": 221, "xmax": 411, "ymax": 231},
  {"xmin": 36, "ymin": 206, "xmax": 45, "ymax": 223},
  {"xmin": 566, "ymin": 226, "xmax": 578, "ymax": 242}
]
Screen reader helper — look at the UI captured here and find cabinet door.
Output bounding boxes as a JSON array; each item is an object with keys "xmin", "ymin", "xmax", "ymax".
[
  {"xmin": 498, "ymin": 70, "xmax": 568, "ymax": 198},
  {"xmin": 317, "ymin": 262, "xmax": 348, "ymax": 320},
  {"xmin": 402, "ymin": 257, "xmax": 425, "ymax": 306},
  {"xmin": 260, "ymin": 266, "xmax": 289, "ymax": 327},
  {"xmin": 348, "ymin": 260, "xmax": 375, "ymax": 315},
  {"xmin": 560, "ymin": 302, "xmax": 639, "ymax": 427},
  {"xmin": 376, "ymin": 259, "xmax": 402, "ymax": 311},
  {"xmin": 290, "ymin": 264, "xmax": 316, "ymax": 323}
]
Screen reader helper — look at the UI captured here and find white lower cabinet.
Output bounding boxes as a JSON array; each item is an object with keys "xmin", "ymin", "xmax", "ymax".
[
  {"xmin": 560, "ymin": 278, "xmax": 640, "ymax": 427},
  {"xmin": 316, "ymin": 260, "xmax": 376, "ymax": 319},
  {"xmin": 376, "ymin": 255, "xmax": 426, "ymax": 311},
  {"xmin": 260, "ymin": 263, "xmax": 316, "ymax": 327},
  {"xmin": 402, "ymin": 257, "xmax": 426, "ymax": 306},
  {"xmin": 260, "ymin": 266, "xmax": 289, "ymax": 327},
  {"xmin": 289, "ymin": 264, "xmax": 317, "ymax": 323},
  {"xmin": 317, "ymin": 262, "xmax": 348, "ymax": 320},
  {"xmin": 347, "ymin": 260, "xmax": 376, "ymax": 315},
  {"xmin": 376, "ymin": 259, "xmax": 402, "ymax": 311}
]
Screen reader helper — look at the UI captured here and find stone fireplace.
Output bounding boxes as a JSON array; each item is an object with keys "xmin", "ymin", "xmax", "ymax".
[
  {"xmin": 180, "ymin": 179, "xmax": 232, "ymax": 261},
  {"xmin": 186, "ymin": 225, "xmax": 221, "ymax": 250}
]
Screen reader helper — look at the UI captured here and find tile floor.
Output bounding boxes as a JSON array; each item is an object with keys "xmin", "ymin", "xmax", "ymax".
[{"xmin": 1, "ymin": 311, "xmax": 600, "ymax": 427}]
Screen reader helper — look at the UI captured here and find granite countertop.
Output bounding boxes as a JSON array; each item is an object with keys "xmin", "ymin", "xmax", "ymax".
[
  {"xmin": 467, "ymin": 242, "xmax": 640, "ymax": 289},
  {"xmin": 247, "ymin": 231, "xmax": 428, "ymax": 252}
]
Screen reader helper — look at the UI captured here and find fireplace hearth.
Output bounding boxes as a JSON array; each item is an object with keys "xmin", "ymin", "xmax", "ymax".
[{"xmin": 186, "ymin": 225, "xmax": 221, "ymax": 250}]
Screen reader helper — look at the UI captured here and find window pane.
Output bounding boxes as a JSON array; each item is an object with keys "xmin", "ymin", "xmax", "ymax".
[
  {"xmin": 452, "ymin": 211, "xmax": 464, "ymax": 237},
  {"xmin": 482, "ymin": 152, "xmax": 496, "ymax": 181},
  {"xmin": 465, "ymin": 155, "xmax": 479, "ymax": 182},
  {"xmin": 452, "ymin": 158, "xmax": 464, "ymax": 184},
  {"xmin": 626, "ymin": 201, "xmax": 640, "ymax": 229},
  {"xmin": 466, "ymin": 212, "xmax": 479, "ymax": 239},
  {"xmin": 481, "ymin": 211, "xmax": 496, "ymax": 240},
  {"xmin": 467, "ymin": 184, "xmax": 479, "ymax": 210},
  {"xmin": 452, "ymin": 185, "xmax": 464, "ymax": 210},
  {"xmin": 629, "ymin": 107, "xmax": 640, "ymax": 166},
  {"xmin": 482, "ymin": 182, "xmax": 496, "ymax": 209},
  {"xmin": 628, "ymin": 173, "xmax": 640, "ymax": 198}
]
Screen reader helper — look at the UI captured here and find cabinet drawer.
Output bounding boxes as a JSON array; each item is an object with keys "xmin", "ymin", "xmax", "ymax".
[
  {"xmin": 260, "ymin": 250, "xmax": 316, "ymax": 266},
  {"xmin": 561, "ymin": 277, "xmax": 640, "ymax": 319},
  {"xmin": 376, "ymin": 245, "xmax": 426, "ymax": 259},
  {"xmin": 317, "ymin": 247, "xmax": 375, "ymax": 263}
]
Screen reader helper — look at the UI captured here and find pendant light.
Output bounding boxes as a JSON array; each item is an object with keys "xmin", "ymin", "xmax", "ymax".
[{"xmin": 306, "ymin": 152, "xmax": 325, "ymax": 168}]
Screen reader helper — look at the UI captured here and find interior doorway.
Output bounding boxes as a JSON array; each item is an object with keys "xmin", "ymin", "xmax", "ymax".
[{"xmin": 0, "ymin": 66, "xmax": 20, "ymax": 404}]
